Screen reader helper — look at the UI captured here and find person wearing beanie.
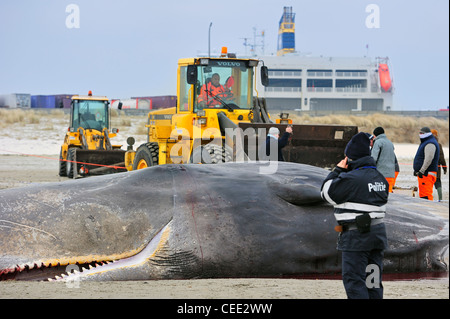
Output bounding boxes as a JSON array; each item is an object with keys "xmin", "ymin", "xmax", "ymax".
[
  {"xmin": 413, "ymin": 127, "xmax": 440, "ymax": 200},
  {"xmin": 371, "ymin": 127, "xmax": 397, "ymax": 192},
  {"xmin": 431, "ymin": 129, "xmax": 447, "ymax": 201},
  {"xmin": 262, "ymin": 126, "xmax": 293, "ymax": 161},
  {"xmin": 320, "ymin": 132, "xmax": 389, "ymax": 299},
  {"xmin": 372, "ymin": 126, "xmax": 384, "ymax": 137},
  {"xmin": 344, "ymin": 131, "xmax": 372, "ymax": 160}
]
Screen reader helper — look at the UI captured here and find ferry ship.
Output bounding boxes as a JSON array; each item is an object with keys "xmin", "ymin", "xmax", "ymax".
[{"xmin": 254, "ymin": 7, "xmax": 394, "ymax": 112}]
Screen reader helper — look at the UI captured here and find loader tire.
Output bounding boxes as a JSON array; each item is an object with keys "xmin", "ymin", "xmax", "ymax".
[
  {"xmin": 66, "ymin": 148, "xmax": 77, "ymax": 178},
  {"xmin": 59, "ymin": 149, "xmax": 67, "ymax": 176},
  {"xmin": 190, "ymin": 144, "xmax": 232, "ymax": 164},
  {"xmin": 133, "ymin": 142, "xmax": 159, "ymax": 170}
]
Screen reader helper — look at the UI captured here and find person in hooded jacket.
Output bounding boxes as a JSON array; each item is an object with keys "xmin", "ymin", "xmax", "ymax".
[
  {"xmin": 321, "ymin": 132, "xmax": 389, "ymax": 299},
  {"xmin": 413, "ymin": 127, "xmax": 440, "ymax": 200}
]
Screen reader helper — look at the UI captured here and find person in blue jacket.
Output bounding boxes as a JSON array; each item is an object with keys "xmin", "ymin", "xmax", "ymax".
[
  {"xmin": 321, "ymin": 132, "xmax": 389, "ymax": 299},
  {"xmin": 413, "ymin": 127, "xmax": 440, "ymax": 200},
  {"xmin": 263, "ymin": 126, "xmax": 293, "ymax": 161}
]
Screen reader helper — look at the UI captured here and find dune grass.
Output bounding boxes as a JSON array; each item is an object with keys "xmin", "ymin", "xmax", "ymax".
[
  {"xmin": 290, "ymin": 113, "xmax": 449, "ymax": 145},
  {"xmin": 1, "ymin": 109, "xmax": 448, "ymax": 146}
]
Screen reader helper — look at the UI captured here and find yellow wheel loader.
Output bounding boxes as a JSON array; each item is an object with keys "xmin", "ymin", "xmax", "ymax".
[
  {"xmin": 59, "ymin": 92, "xmax": 126, "ymax": 178},
  {"xmin": 125, "ymin": 50, "xmax": 357, "ymax": 170}
]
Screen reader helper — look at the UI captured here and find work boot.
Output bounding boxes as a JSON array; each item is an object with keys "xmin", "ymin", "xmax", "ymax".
[{"xmin": 437, "ymin": 186, "xmax": 443, "ymax": 202}]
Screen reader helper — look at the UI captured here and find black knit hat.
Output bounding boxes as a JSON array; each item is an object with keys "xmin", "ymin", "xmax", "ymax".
[
  {"xmin": 345, "ymin": 132, "xmax": 371, "ymax": 160},
  {"xmin": 373, "ymin": 127, "xmax": 384, "ymax": 136},
  {"xmin": 420, "ymin": 127, "xmax": 431, "ymax": 133}
]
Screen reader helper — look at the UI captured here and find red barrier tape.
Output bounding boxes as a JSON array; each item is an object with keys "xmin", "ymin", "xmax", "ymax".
[{"xmin": 0, "ymin": 149, "xmax": 127, "ymax": 170}]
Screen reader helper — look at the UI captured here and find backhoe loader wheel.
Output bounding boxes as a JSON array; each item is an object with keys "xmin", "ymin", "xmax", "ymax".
[
  {"xmin": 190, "ymin": 144, "xmax": 232, "ymax": 164},
  {"xmin": 133, "ymin": 142, "xmax": 159, "ymax": 170},
  {"xmin": 59, "ymin": 149, "xmax": 67, "ymax": 177},
  {"xmin": 66, "ymin": 148, "xmax": 77, "ymax": 178}
]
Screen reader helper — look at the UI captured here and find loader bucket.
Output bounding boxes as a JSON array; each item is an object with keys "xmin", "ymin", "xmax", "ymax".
[
  {"xmin": 73, "ymin": 149, "xmax": 127, "ymax": 177},
  {"xmin": 238, "ymin": 123, "xmax": 358, "ymax": 168}
]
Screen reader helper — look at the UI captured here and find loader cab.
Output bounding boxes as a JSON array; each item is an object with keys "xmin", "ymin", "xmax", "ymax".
[
  {"xmin": 178, "ymin": 56, "xmax": 268, "ymax": 113},
  {"xmin": 70, "ymin": 96, "xmax": 110, "ymax": 132}
]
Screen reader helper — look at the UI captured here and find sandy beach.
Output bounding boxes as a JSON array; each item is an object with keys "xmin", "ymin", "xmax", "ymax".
[{"xmin": 0, "ymin": 120, "xmax": 448, "ymax": 300}]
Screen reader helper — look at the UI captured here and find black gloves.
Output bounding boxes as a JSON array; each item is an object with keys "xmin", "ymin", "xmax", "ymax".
[{"xmin": 414, "ymin": 171, "xmax": 427, "ymax": 178}]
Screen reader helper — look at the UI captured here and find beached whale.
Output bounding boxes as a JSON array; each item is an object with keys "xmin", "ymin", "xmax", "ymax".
[{"xmin": 0, "ymin": 162, "xmax": 447, "ymax": 281}]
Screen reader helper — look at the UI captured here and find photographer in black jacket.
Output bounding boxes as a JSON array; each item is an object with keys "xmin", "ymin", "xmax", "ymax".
[{"xmin": 321, "ymin": 132, "xmax": 389, "ymax": 299}]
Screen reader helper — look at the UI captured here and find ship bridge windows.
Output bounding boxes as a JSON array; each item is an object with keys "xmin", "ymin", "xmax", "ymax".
[
  {"xmin": 282, "ymin": 23, "xmax": 294, "ymax": 29},
  {"xmin": 307, "ymin": 79, "xmax": 332, "ymax": 92},
  {"xmin": 268, "ymin": 69, "xmax": 302, "ymax": 77},
  {"xmin": 336, "ymin": 69, "xmax": 368, "ymax": 77},
  {"xmin": 335, "ymin": 79, "xmax": 367, "ymax": 92},
  {"xmin": 266, "ymin": 78, "xmax": 301, "ymax": 92},
  {"xmin": 268, "ymin": 78, "xmax": 301, "ymax": 87},
  {"xmin": 307, "ymin": 69, "xmax": 332, "ymax": 77}
]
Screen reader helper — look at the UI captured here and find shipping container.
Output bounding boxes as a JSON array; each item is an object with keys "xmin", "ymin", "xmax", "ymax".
[
  {"xmin": 31, "ymin": 95, "xmax": 55, "ymax": 108},
  {"xmin": 0, "ymin": 93, "xmax": 31, "ymax": 108},
  {"xmin": 111, "ymin": 96, "xmax": 177, "ymax": 110},
  {"xmin": 130, "ymin": 95, "xmax": 177, "ymax": 109},
  {"xmin": 31, "ymin": 94, "xmax": 74, "ymax": 108},
  {"xmin": 110, "ymin": 99, "xmax": 140, "ymax": 109},
  {"xmin": 30, "ymin": 95, "xmax": 39, "ymax": 108},
  {"xmin": 55, "ymin": 94, "xmax": 75, "ymax": 108}
]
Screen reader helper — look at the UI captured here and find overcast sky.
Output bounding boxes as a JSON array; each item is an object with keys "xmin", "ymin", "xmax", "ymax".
[{"xmin": 0, "ymin": 0, "xmax": 448, "ymax": 110}]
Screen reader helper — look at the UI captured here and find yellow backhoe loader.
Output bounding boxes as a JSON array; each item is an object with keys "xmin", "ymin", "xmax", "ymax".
[
  {"xmin": 125, "ymin": 50, "xmax": 357, "ymax": 170},
  {"xmin": 59, "ymin": 92, "xmax": 126, "ymax": 178}
]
